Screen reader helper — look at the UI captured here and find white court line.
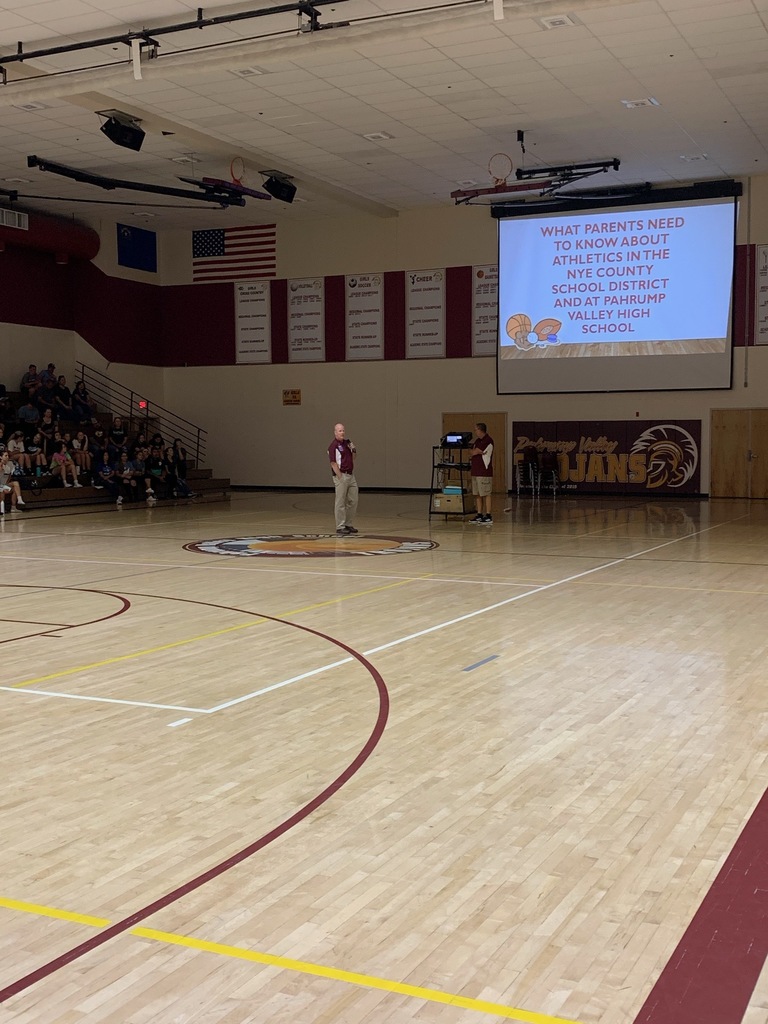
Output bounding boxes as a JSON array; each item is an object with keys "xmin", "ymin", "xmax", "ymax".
[
  {"xmin": 0, "ymin": 552, "xmax": 543, "ymax": 588},
  {"xmin": 0, "ymin": 686, "xmax": 209, "ymax": 714},
  {"xmin": 0, "ymin": 514, "xmax": 747, "ymax": 717},
  {"xmin": 207, "ymin": 514, "xmax": 748, "ymax": 714},
  {"xmin": 168, "ymin": 717, "xmax": 193, "ymax": 727},
  {"xmin": 207, "ymin": 658, "xmax": 358, "ymax": 712}
]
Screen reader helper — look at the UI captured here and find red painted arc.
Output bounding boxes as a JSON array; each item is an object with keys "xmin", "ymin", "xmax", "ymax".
[
  {"xmin": 0, "ymin": 593, "xmax": 389, "ymax": 1005},
  {"xmin": 0, "ymin": 585, "xmax": 130, "ymax": 646}
]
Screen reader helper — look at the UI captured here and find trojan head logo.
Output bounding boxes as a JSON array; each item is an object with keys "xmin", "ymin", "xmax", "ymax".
[{"xmin": 630, "ymin": 424, "xmax": 698, "ymax": 489}]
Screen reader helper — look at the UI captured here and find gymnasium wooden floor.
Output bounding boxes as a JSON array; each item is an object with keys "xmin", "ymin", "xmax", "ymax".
[{"xmin": 1, "ymin": 491, "xmax": 767, "ymax": 1024}]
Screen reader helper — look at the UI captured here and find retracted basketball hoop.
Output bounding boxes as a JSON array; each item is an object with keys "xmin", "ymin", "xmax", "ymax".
[{"xmin": 488, "ymin": 152, "xmax": 514, "ymax": 187}]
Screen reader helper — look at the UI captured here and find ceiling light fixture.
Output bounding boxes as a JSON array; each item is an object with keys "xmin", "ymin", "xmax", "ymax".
[
  {"xmin": 538, "ymin": 14, "xmax": 576, "ymax": 29},
  {"xmin": 621, "ymin": 98, "xmax": 661, "ymax": 109}
]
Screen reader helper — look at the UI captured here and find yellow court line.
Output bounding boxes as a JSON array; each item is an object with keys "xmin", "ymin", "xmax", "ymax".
[
  {"xmin": 9, "ymin": 575, "xmax": 427, "ymax": 690},
  {"xmin": 0, "ymin": 896, "xmax": 583, "ymax": 1024},
  {"xmin": 0, "ymin": 897, "xmax": 109, "ymax": 928},
  {"xmin": 133, "ymin": 927, "xmax": 581, "ymax": 1024}
]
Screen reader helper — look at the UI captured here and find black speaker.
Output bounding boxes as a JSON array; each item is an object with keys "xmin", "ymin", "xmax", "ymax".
[
  {"xmin": 263, "ymin": 175, "xmax": 296, "ymax": 203},
  {"xmin": 100, "ymin": 116, "xmax": 145, "ymax": 152}
]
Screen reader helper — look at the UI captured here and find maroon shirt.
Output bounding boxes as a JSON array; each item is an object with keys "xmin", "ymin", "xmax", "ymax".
[
  {"xmin": 328, "ymin": 438, "xmax": 354, "ymax": 475},
  {"xmin": 470, "ymin": 434, "xmax": 494, "ymax": 477}
]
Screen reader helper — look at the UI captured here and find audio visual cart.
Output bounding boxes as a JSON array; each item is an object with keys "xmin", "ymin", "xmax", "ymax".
[{"xmin": 429, "ymin": 444, "xmax": 472, "ymax": 519}]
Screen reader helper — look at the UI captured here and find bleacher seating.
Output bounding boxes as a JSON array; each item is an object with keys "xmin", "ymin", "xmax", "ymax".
[{"xmin": 1, "ymin": 385, "xmax": 230, "ymax": 510}]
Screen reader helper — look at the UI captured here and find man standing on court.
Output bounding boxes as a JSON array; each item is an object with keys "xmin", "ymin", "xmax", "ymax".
[
  {"xmin": 328, "ymin": 422, "xmax": 359, "ymax": 536},
  {"xmin": 470, "ymin": 422, "xmax": 494, "ymax": 524}
]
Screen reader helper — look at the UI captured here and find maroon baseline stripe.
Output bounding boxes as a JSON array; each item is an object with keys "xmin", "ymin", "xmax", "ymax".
[{"xmin": 633, "ymin": 785, "xmax": 768, "ymax": 1024}]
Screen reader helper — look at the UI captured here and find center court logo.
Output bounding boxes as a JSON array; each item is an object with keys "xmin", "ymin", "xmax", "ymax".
[{"xmin": 184, "ymin": 534, "xmax": 438, "ymax": 558}]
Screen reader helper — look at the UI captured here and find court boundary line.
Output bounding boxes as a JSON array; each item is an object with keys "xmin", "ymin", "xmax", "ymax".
[
  {"xmin": 0, "ymin": 897, "xmax": 584, "ymax": 1024},
  {"xmin": 206, "ymin": 512, "xmax": 749, "ymax": 713},
  {"xmin": 3, "ymin": 515, "xmax": 746, "ymax": 715}
]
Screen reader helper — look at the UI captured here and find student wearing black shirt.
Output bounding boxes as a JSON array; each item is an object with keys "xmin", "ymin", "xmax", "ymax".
[
  {"xmin": 107, "ymin": 416, "xmax": 127, "ymax": 460},
  {"xmin": 54, "ymin": 375, "xmax": 74, "ymax": 421}
]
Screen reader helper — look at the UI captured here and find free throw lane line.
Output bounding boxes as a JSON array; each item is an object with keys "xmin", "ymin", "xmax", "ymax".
[{"xmin": 0, "ymin": 897, "xmax": 584, "ymax": 1024}]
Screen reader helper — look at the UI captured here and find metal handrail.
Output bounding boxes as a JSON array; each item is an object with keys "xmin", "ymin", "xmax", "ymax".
[{"xmin": 75, "ymin": 362, "xmax": 207, "ymax": 466}]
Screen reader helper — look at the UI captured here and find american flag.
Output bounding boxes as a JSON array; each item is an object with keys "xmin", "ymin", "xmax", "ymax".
[{"xmin": 192, "ymin": 224, "xmax": 276, "ymax": 283}]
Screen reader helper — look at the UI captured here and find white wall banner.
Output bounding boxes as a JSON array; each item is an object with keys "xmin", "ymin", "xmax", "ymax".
[
  {"xmin": 235, "ymin": 281, "xmax": 271, "ymax": 364},
  {"xmin": 346, "ymin": 274, "xmax": 384, "ymax": 360},
  {"xmin": 288, "ymin": 278, "xmax": 325, "ymax": 362},
  {"xmin": 756, "ymin": 245, "xmax": 768, "ymax": 345},
  {"xmin": 472, "ymin": 264, "xmax": 498, "ymax": 356},
  {"xmin": 406, "ymin": 269, "xmax": 445, "ymax": 358}
]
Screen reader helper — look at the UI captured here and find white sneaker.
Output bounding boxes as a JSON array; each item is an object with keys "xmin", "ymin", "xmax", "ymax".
[
  {"xmin": 116, "ymin": 496, "xmax": 123, "ymax": 505},
  {"xmin": 10, "ymin": 506, "xmax": 19, "ymax": 512},
  {"xmin": 146, "ymin": 488, "xmax": 155, "ymax": 496},
  {"xmin": 16, "ymin": 497, "xmax": 25, "ymax": 506},
  {"xmin": 63, "ymin": 482, "xmax": 72, "ymax": 487},
  {"xmin": 73, "ymin": 482, "xmax": 83, "ymax": 488},
  {"xmin": 0, "ymin": 501, "xmax": 4, "ymax": 515}
]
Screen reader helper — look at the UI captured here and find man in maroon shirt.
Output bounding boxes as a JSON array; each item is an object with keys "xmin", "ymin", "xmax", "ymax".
[
  {"xmin": 328, "ymin": 422, "xmax": 359, "ymax": 536},
  {"xmin": 470, "ymin": 422, "xmax": 494, "ymax": 524}
]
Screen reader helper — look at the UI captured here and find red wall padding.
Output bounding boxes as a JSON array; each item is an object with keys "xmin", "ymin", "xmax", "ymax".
[{"xmin": 0, "ymin": 244, "xmax": 756, "ymax": 367}]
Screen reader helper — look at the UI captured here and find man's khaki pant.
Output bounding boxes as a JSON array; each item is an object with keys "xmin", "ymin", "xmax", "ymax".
[{"xmin": 333, "ymin": 473, "xmax": 358, "ymax": 529}]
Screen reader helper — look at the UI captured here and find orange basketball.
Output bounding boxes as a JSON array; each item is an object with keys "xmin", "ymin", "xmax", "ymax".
[{"xmin": 506, "ymin": 313, "xmax": 532, "ymax": 343}]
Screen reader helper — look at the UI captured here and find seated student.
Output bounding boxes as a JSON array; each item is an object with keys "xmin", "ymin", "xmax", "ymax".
[
  {"xmin": 20, "ymin": 364, "xmax": 41, "ymax": 402},
  {"xmin": 107, "ymin": 416, "xmax": 128, "ymax": 461},
  {"xmin": 162, "ymin": 446, "xmax": 192, "ymax": 497},
  {"xmin": 131, "ymin": 446, "xmax": 155, "ymax": 503},
  {"xmin": 144, "ymin": 444, "xmax": 166, "ymax": 502},
  {"xmin": 94, "ymin": 450, "xmax": 118, "ymax": 496},
  {"xmin": 149, "ymin": 431, "xmax": 165, "ymax": 451},
  {"xmin": 71, "ymin": 430, "xmax": 92, "ymax": 477},
  {"xmin": 90, "ymin": 425, "xmax": 106, "ymax": 457},
  {"xmin": 172, "ymin": 438, "xmax": 188, "ymax": 477},
  {"xmin": 114, "ymin": 450, "xmax": 138, "ymax": 505},
  {"xmin": 7, "ymin": 431, "xmax": 30, "ymax": 473},
  {"xmin": 72, "ymin": 381, "xmax": 97, "ymax": 425},
  {"xmin": 36, "ymin": 377, "xmax": 58, "ymax": 418},
  {"xmin": 0, "ymin": 384, "xmax": 10, "ymax": 421},
  {"xmin": 17, "ymin": 398, "xmax": 40, "ymax": 436},
  {"xmin": 39, "ymin": 362, "xmax": 57, "ymax": 386},
  {"xmin": 0, "ymin": 451, "xmax": 26, "ymax": 512},
  {"xmin": 38, "ymin": 408, "xmax": 56, "ymax": 454},
  {"xmin": 26, "ymin": 433, "xmax": 47, "ymax": 476},
  {"xmin": 54, "ymin": 375, "xmax": 74, "ymax": 422},
  {"xmin": 50, "ymin": 441, "xmax": 82, "ymax": 488},
  {"xmin": 128, "ymin": 430, "xmax": 148, "ymax": 459}
]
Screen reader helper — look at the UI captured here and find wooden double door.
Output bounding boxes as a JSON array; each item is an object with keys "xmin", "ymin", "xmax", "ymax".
[
  {"xmin": 441, "ymin": 412, "xmax": 507, "ymax": 494},
  {"xmin": 711, "ymin": 409, "xmax": 768, "ymax": 498}
]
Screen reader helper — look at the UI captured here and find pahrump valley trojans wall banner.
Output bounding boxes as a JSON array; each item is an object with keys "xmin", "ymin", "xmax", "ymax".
[{"xmin": 514, "ymin": 420, "xmax": 701, "ymax": 494}]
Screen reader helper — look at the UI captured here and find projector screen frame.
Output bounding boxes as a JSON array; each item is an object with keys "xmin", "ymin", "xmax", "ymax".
[{"xmin": 493, "ymin": 179, "xmax": 742, "ymax": 397}]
